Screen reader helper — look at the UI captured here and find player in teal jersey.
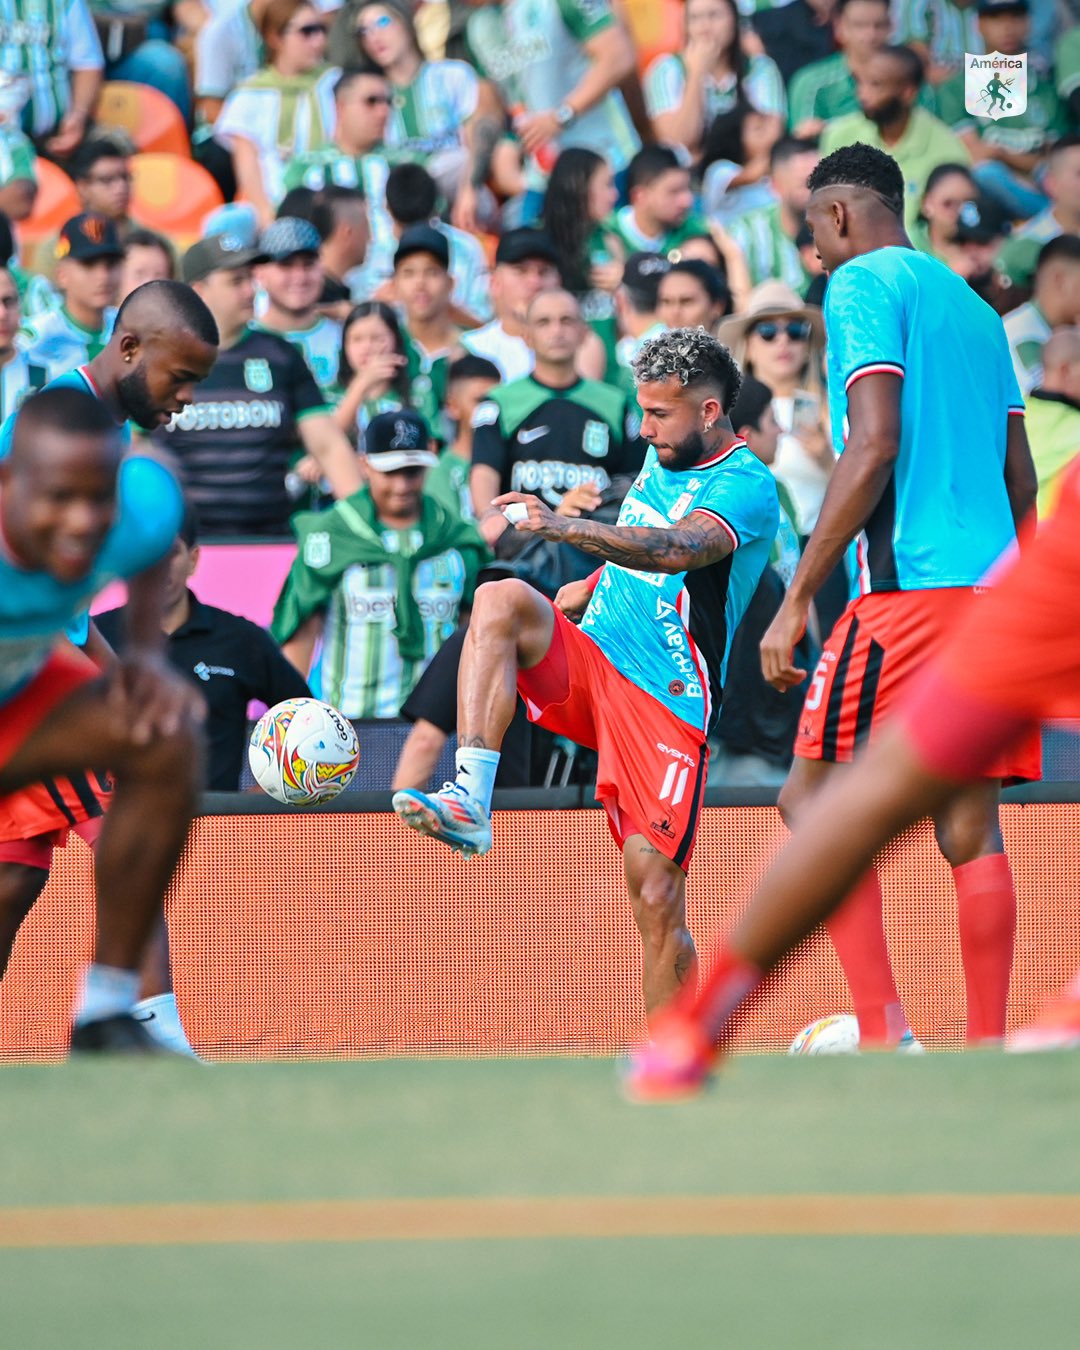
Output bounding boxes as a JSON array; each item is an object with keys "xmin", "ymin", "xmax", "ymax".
[{"xmin": 395, "ymin": 327, "xmax": 778, "ymax": 1019}]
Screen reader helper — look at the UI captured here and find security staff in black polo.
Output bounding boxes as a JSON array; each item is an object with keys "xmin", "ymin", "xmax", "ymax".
[{"xmin": 95, "ymin": 504, "xmax": 312, "ymax": 789}]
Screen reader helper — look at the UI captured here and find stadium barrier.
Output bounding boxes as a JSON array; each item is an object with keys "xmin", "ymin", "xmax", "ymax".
[{"xmin": 2, "ymin": 787, "xmax": 1079, "ymax": 1061}]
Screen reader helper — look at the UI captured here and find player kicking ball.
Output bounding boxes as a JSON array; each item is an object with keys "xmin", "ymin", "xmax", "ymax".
[
  {"xmin": 394, "ymin": 329, "xmax": 779, "ymax": 1017},
  {"xmin": 0, "ymin": 387, "xmax": 207, "ymax": 1053},
  {"xmin": 625, "ymin": 450, "xmax": 1080, "ymax": 1096}
]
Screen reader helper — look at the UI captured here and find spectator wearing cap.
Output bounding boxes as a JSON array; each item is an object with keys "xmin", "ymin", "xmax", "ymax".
[
  {"xmin": 214, "ymin": 0, "xmax": 339, "ymax": 226},
  {"xmin": 0, "ymin": 0, "xmax": 102, "ymax": 157},
  {"xmin": 118, "ymin": 229, "xmax": 175, "ymax": 306},
  {"xmin": 656, "ymin": 259, "xmax": 731, "ymax": 334},
  {"xmin": 156, "ymin": 234, "xmax": 362, "ymax": 537},
  {"xmin": 942, "ymin": 192, "xmax": 1016, "ymax": 313},
  {"xmin": 356, "ymin": 162, "xmax": 492, "ymax": 329},
  {"xmin": 820, "ymin": 45, "xmax": 971, "ymax": 232},
  {"xmin": 711, "ymin": 373, "xmax": 810, "ymax": 788},
  {"xmin": 726, "ymin": 137, "xmax": 821, "ymax": 292},
  {"xmin": 719, "ymin": 280, "xmax": 832, "ymax": 537},
  {"xmin": 997, "ymin": 135, "xmax": 1080, "ymax": 293},
  {"xmin": 392, "ymin": 225, "xmax": 461, "ymax": 443},
  {"xmin": 463, "ymin": 0, "xmax": 639, "ymax": 214},
  {"xmin": 19, "ymin": 213, "xmax": 122, "ymax": 378},
  {"xmin": 272, "ymin": 407, "xmax": 489, "ymax": 718},
  {"xmin": 459, "ymin": 228, "xmax": 561, "ymax": 382},
  {"xmin": 1024, "ymin": 325, "xmax": 1080, "ymax": 518},
  {"xmin": 0, "ymin": 265, "xmax": 47, "ymax": 422},
  {"xmin": 612, "ymin": 251, "xmax": 670, "ymax": 397},
  {"xmin": 935, "ymin": 0, "xmax": 1069, "ymax": 220},
  {"xmin": 254, "ymin": 216, "xmax": 342, "ymax": 401},
  {"xmin": 469, "ymin": 289, "xmax": 643, "ymax": 566},
  {"xmin": 1004, "ymin": 235, "xmax": 1080, "ymax": 396},
  {"xmin": 281, "ymin": 184, "xmax": 370, "ymax": 318}
]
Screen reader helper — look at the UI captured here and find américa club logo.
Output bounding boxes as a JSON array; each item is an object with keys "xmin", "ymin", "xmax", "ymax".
[{"xmin": 965, "ymin": 51, "xmax": 1027, "ymax": 120}]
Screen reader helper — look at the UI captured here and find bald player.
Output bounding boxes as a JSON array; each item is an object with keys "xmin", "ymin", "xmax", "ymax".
[
  {"xmin": 0, "ymin": 281, "xmax": 218, "ymax": 1046},
  {"xmin": 0, "ymin": 386, "xmax": 206, "ymax": 1053}
]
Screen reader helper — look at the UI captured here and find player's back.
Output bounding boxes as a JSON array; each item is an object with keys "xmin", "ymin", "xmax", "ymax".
[{"xmin": 825, "ymin": 246, "xmax": 1024, "ymax": 593}]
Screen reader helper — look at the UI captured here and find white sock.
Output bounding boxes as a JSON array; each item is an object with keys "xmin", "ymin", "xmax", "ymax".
[
  {"xmin": 133, "ymin": 993, "xmax": 199, "ymax": 1059},
  {"xmin": 75, "ymin": 963, "xmax": 140, "ymax": 1026},
  {"xmin": 454, "ymin": 747, "xmax": 500, "ymax": 812}
]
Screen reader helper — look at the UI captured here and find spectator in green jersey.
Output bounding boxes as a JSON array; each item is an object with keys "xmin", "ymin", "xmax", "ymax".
[
  {"xmin": 1004, "ymin": 235, "xmax": 1080, "ymax": 395},
  {"xmin": 788, "ymin": 0, "xmax": 896, "ymax": 138},
  {"xmin": 391, "ymin": 224, "xmax": 462, "ymax": 442},
  {"xmin": 602, "ymin": 145, "xmax": 710, "ymax": 259},
  {"xmin": 0, "ymin": 267, "xmax": 48, "ymax": 424},
  {"xmin": 273, "ymin": 407, "xmax": 489, "ymax": 719},
  {"xmin": 425, "ymin": 353, "xmax": 501, "ymax": 520},
  {"xmin": 1, "ymin": 0, "xmax": 103, "ymax": 156},
  {"xmin": 644, "ymin": 0, "xmax": 786, "ymax": 161},
  {"xmin": 21, "ymin": 213, "xmax": 121, "ymax": 378},
  {"xmin": 725, "ymin": 135, "xmax": 821, "ymax": 291},
  {"xmin": 332, "ymin": 300, "xmax": 411, "ymax": 444},
  {"xmin": 255, "ymin": 215, "xmax": 342, "ymax": 400}
]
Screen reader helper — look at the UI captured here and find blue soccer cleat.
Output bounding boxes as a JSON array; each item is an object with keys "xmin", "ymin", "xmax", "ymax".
[{"xmin": 392, "ymin": 782, "xmax": 493, "ymax": 859}]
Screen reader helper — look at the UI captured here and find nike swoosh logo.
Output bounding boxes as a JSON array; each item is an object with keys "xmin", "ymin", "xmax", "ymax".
[{"xmin": 517, "ymin": 426, "xmax": 549, "ymax": 444}]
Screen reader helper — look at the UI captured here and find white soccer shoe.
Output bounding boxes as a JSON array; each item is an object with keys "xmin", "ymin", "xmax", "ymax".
[{"xmin": 391, "ymin": 782, "xmax": 493, "ymax": 859}]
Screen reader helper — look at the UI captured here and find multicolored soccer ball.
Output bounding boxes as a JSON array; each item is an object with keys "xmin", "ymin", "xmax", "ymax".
[
  {"xmin": 248, "ymin": 698, "xmax": 360, "ymax": 806},
  {"xmin": 788, "ymin": 1014, "xmax": 861, "ymax": 1056}
]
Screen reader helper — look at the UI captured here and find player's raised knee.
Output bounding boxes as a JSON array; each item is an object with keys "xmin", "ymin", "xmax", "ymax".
[{"xmin": 472, "ymin": 578, "xmax": 541, "ymax": 628}]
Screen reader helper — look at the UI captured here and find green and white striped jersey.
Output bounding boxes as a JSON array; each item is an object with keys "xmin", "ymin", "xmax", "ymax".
[
  {"xmin": 255, "ymin": 313, "xmax": 342, "ymax": 401},
  {"xmin": 386, "ymin": 59, "xmax": 479, "ymax": 159},
  {"xmin": 0, "ymin": 0, "xmax": 103, "ymax": 138},
  {"xmin": 788, "ymin": 52, "xmax": 937, "ymax": 128},
  {"xmin": 726, "ymin": 202, "xmax": 809, "ymax": 292},
  {"xmin": 0, "ymin": 348, "xmax": 48, "ymax": 422},
  {"xmin": 18, "ymin": 304, "xmax": 115, "ymax": 378},
  {"xmin": 321, "ymin": 534, "xmax": 470, "ymax": 718},
  {"xmin": 644, "ymin": 51, "xmax": 787, "ymax": 125},
  {"xmin": 892, "ymin": 0, "xmax": 978, "ymax": 74},
  {"xmin": 1003, "ymin": 299, "xmax": 1051, "ymax": 397},
  {"xmin": 466, "ymin": 0, "xmax": 639, "ymax": 184},
  {"xmin": 603, "ymin": 205, "xmax": 712, "ymax": 259}
]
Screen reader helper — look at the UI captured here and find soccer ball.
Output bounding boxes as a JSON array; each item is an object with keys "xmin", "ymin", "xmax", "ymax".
[
  {"xmin": 248, "ymin": 697, "xmax": 360, "ymax": 805},
  {"xmin": 788, "ymin": 1014, "xmax": 861, "ymax": 1055}
]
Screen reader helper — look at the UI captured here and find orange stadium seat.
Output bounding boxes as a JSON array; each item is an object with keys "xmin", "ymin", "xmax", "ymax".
[
  {"xmin": 621, "ymin": 0, "xmax": 683, "ymax": 77},
  {"xmin": 95, "ymin": 80, "xmax": 191, "ymax": 157},
  {"xmin": 130, "ymin": 153, "xmax": 225, "ymax": 248},
  {"xmin": 19, "ymin": 158, "xmax": 80, "ymax": 247}
]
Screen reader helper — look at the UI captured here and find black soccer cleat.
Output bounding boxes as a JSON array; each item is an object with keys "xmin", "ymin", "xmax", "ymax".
[{"xmin": 69, "ymin": 1013, "xmax": 184, "ymax": 1056}]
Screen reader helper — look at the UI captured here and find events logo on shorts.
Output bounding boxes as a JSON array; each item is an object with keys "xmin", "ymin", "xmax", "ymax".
[{"xmin": 965, "ymin": 52, "xmax": 1027, "ymax": 120}]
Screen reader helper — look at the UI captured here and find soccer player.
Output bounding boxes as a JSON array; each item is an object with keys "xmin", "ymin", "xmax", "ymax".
[
  {"xmin": 626, "ymin": 452, "xmax": 1080, "ymax": 1095},
  {"xmin": 0, "ymin": 280, "xmax": 219, "ymax": 1004},
  {"xmin": 0, "ymin": 386, "xmax": 207, "ymax": 1052},
  {"xmin": 393, "ymin": 328, "xmax": 779, "ymax": 1016},
  {"xmin": 629, "ymin": 143, "xmax": 1040, "ymax": 1080}
]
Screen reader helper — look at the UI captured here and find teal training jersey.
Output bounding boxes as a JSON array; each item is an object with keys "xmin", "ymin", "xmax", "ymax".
[
  {"xmin": 579, "ymin": 441, "xmax": 778, "ymax": 735},
  {"xmin": 822, "ymin": 246, "xmax": 1024, "ymax": 595}
]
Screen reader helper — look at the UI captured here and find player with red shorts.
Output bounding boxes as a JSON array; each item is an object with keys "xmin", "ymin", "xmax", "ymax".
[
  {"xmin": 626, "ymin": 452, "xmax": 1080, "ymax": 1098},
  {"xmin": 394, "ymin": 325, "xmax": 780, "ymax": 1018}
]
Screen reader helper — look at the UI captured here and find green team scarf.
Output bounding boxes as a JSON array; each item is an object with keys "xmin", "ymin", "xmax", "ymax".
[
  {"xmin": 272, "ymin": 489, "xmax": 489, "ymax": 661},
  {"xmin": 245, "ymin": 66, "xmax": 332, "ymax": 160}
]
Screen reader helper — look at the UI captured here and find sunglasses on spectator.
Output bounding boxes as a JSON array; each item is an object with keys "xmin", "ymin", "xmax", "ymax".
[
  {"xmin": 752, "ymin": 319, "xmax": 811, "ymax": 343},
  {"xmin": 357, "ymin": 13, "xmax": 393, "ymax": 36},
  {"xmin": 287, "ymin": 21, "xmax": 327, "ymax": 37}
]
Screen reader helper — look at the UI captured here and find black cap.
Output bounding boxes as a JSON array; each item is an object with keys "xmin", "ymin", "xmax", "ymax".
[
  {"xmin": 364, "ymin": 409, "xmax": 437, "ymax": 471},
  {"xmin": 182, "ymin": 234, "xmax": 268, "ymax": 284},
  {"xmin": 495, "ymin": 227, "xmax": 560, "ymax": 267},
  {"xmin": 55, "ymin": 213, "xmax": 123, "ymax": 263},
  {"xmin": 394, "ymin": 224, "xmax": 450, "ymax": 270},
  {"xmin": 976, "ymin": 0, "xmax": 1028, "ymax": 12},
  {"xmin": 952, "ymin": 194, "xmax": 1011, "ymax": 244}
]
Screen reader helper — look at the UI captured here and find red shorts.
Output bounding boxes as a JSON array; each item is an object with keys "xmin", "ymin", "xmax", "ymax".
[
  {"xmin": 901, "ymin": 462, "xmax": 1080, "ymax": 779},
  {"xmin": 0, "ymin": 647, "xmax": 111, "ymax": 848},
  {"xmin": 795, "ymin": 588, "xmax": 1041, "ymax": 782},
  {"xmin": 0, "ymin": 815, "xmax": 103, "ymax": 870},
  {"xmin": 518, "ymin": 604, "xmax": 708, "ymax": 870}
]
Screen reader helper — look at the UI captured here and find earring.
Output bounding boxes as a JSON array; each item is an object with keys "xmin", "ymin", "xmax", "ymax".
[{"xmin": 704, "ymin": 421, "xmax": 713, "ymax": 432}]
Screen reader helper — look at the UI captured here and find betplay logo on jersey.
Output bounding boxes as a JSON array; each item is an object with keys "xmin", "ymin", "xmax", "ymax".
[{"xmin": 964, "ymin": 52, "xmax": 1027, "ymax": 120}]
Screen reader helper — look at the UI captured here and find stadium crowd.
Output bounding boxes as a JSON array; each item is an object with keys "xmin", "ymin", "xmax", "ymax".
[{"xmin": 0, "ymin": 0, "xmax": 1078, "ymax": 801}]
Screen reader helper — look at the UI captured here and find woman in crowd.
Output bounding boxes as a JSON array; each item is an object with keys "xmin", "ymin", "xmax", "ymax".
[
  {"xmin": 698, "ymin": 99, "xmax": 781, "ymax": 224},
  {"xmin": 719, "ymin": 281, "xmax": 830, "ymax": 538},
  {"xmin": 911, "ymin": 162, "xmax": 978, "ymax": 261},
  {"xmin": 644, "ymin": 0, "xmax": 785, "ymax": 161},
  {"xmin": 215, "ymin": 0, "xmax": 339, "ymax": 224},
  {"xmin": 541, "ymin": 147, "xmax": 623, "ymax": 376},
  {"xmin": 332, "ymin": 301, "xmax": 412, "ymax": 444}
]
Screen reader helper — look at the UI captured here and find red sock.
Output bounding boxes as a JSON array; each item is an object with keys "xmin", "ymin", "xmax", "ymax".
[
  {"xmin": 954, "ymin": 852, "xmax": 1016, "ymax": 1043},
  {"xmin": 688, "ymin": 948, "xmax": 763, "ymax": 1045},
  {"xmin": 826, "ymin": 869, "xmax": 906, "ymax": 1046}
]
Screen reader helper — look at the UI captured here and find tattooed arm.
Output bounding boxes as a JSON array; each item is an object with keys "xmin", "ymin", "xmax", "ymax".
[{"xmin": 492, "ymin": 491, "xmax": 736, "ymax": 574}]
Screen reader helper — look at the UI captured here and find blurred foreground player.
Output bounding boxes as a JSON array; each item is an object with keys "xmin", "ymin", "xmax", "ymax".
[
  {"xmin": 757, "ymin": 144, "xmax": 1039, "ymax": 1048},
  {"xmin": 394, "ymin": 329, "xmax": 779, "ymax": 1017},
  {"xmin": 0, "ymin": 282, "xmax": 219, "ymax": 1020},
  {"xmin": 626, "ymin": 455, "xmax": 1080, "ymax": 1098},
  {"xmin": 0, "ymin": 387, "xmax": 206, "ymax": 1053}
]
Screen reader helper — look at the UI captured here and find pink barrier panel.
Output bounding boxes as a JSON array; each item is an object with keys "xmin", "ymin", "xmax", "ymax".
[{"xmin": 92, "ymin": 542, "xmax": 296, "ymax": 629}]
